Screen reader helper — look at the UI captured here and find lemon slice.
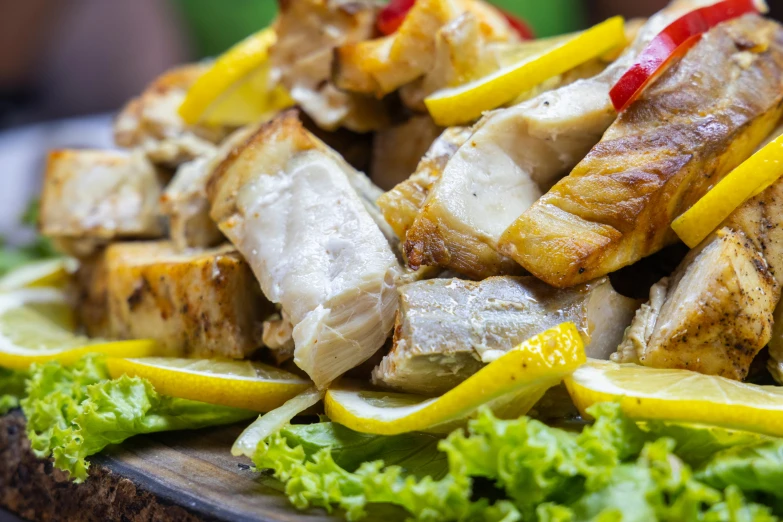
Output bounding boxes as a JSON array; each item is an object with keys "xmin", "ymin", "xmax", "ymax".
[
  {"xmin": 178, "ymin": 28, "xmax": 294, "ymax": 127},
  {"xmin": 107, "ymin": 357, "xmax": 312, "ymax": 413},
  {"xmin": 325, "ymin": 322, "xmax": 585, "ymax": 435},
  {"xmin": 672, "ymin": 133, "xmax": 783, "ymax": 248},
  {"xmin": 0, "ymin": 258, "xmax": 77, "ymax": 291},
  {"xmin": 565, "ymin": 359, "xmax": 783, "ymax": 437},
  {"xmin": 0, "ymin": 288, "xmax": 158, "ymax": 370},
  {"xmin": 424, "ymin": 16, "xmax": 626, "ymax": 127}
]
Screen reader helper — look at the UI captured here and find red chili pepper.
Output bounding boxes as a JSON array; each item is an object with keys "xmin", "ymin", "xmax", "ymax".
[
  {"xmin": 501, "ymin": 10, "xmax": 535, "ymax": 40},
  {"xmin": 610, "ymin": 0, "xmax": 759, "ymax": 112},
  {"xmin": 377, "ymin": 0, "xmax": 534, "ymax": 40},
  {"xmin": 377, "ymin": 0, "xmax": 416, "ymax": 36}
]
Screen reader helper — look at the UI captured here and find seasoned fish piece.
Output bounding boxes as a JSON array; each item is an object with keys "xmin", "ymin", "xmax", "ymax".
[
  {"xmin": 270, "ymin": 0, "xmax": 389, "ymax": 132},
  {"xmin": 160, "ymin": 124, "xmax": 262, "ymax": 251},
  {"xmin": 39, "ymin": 149, "xmax": 164, "ymax": 257},
  {"xmin": 106, "ymin": 241, "xmax": 271, "ymax": 359},
  {"xmin": 404, "ymin": 1, "xmax": 700, "ymax": 279},
  {"xmin": 616, "ymin": 174, "xmax": 783, "ymax": 380},
  {"xmin": 371, "ymin": 115, "xmax": 443, "ymax": 191},
  {"xmin": 161, "ymin": 157, "xmax": 223, "ymax": 251},
  {"xmin": 334, "ymin": 0, "xmax": 517, "ymax": 99},
  {"xmin": 208, "ymin": 112, "xmax": 402, "ymax": 388},
  {"xmin": 378, "ymin": 126, "xmax": 472, "ymax": 241},
  {"xmin": 373, "ymin": 276, "xmax": 638, "ymax": 395},
  {"xmin": 114, "ymin": 65, "xmax": 229, "ymax": 166},
  {"xmin": 501, "ymin": 15, "xmax": 783, "ymax": 288}
]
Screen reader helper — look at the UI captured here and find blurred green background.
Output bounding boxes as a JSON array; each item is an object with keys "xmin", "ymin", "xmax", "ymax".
[{"xmin": 172, "ymin": 0, "xmax": 587, "ymax": 58}]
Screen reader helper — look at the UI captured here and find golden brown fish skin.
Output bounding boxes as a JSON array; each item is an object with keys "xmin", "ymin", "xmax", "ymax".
[
  {"xmin": 500, "ymin": 15, "xmax": 783, "ymax": 288},
  {"xmin": 405, "ymin": 210, "xmax": 524, "ymax": 279},
  {"xmin": 377, "ymin": 126, "xmax": 471, "ymax": 241}
]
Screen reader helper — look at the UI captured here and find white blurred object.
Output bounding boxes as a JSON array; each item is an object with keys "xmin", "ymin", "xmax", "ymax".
[{"xmin": 0, "ymin": 114, "xmax": 115, "ymax": 245}]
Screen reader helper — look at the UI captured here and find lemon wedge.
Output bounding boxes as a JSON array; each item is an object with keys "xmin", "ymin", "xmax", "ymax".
[
  {"xmin": 565, "ymin": 359, "xmax": 783, "ymax": 437},
  {"xmin": 672, "ymin": 133, "xmax": 783, "ymax": 248},
  {"xmin": 424, "ymin": 16, "xmax": 626, "ymax": 127},
  {"xmin": 107, "ymin": 357, "xmax": 312, "ymax": 413},
  {"xmin": 325, "ymin": 322, "xmax": 585, "ymax": 435},
  {"xmin": 0, "ymin": 258, "xmax": 76, "ymax": 292},
  {"xmin": 0, "ymin": 288, "xmax": 158, "ymax": 370},
  {"xmin": 178, "ymin": 28, "xmax": 294, "ymax": 127}
]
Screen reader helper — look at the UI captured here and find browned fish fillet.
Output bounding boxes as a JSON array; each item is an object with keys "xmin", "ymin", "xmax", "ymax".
[
  {"xmin": 403, "ymin": 1, "xmax": 696, "ymax": 280},
  {"xmin": 271, "ymin": 0, "xmax": 389, "ymax": 132},
  {"xmin": 160, "ymin": 124, "xmax": 262, "ymax": 251},
  {"xmin": 334, "ymin": 0, "xmax": 516, "ymax": 99},
  {"xmin": 500, "ymin": 15, "xmax": 783, "ymax": 288},
  {"xmin": 114, "ymin": 65, "xmax": 229, "ymax": 167},
  {"xmin": 39, "ymin": 149, "xmax": 165, "ymax": 257},
  {"xmin": 106, "ymin": 241, "xmax": 272, "ymax": 359},
  {"xmin": 373, "ymin": 276, "xmax": 638, "ymax": 395},
  {"xmin": 207, "ymin": 111, "xmax": 401, "ymax": 388},
  {"xmin": 616, "ymin": 173, "xmax": 783, "ymax": 380},
  {"xmin": 377, "ymin": 126, "xmax": 472, "ymax": 240}
]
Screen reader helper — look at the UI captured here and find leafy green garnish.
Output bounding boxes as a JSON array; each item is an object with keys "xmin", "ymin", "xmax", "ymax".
[
  {"xmin": 21, "ymin": 355, "xmax": 256, "ymax": 482},
  {"xmin": 697, "ymin": 441, "xmax": 783, "ymax": 500},
  {"xmin": 0, "ymin": 367, "xmax": 27, "ymax": 414},
  {"xmin": 0, "ymin": 199, "xmax": 58, "ymax": 276},
  {"xmin": 252, "ymin": 403, "xmax": 778, "ymax": 521},
  {"xmin": 280, "ymin": 422, "xmax": 448, "ymax": 478}
]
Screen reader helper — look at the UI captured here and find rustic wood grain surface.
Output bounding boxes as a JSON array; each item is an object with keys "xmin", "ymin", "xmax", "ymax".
[{"xmin": 0, "ymin": 411, "xmax": 353, "ymax": 522}]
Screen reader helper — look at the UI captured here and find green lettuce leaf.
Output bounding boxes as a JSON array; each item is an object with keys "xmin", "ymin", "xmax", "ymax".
[
  {"xmin": 0, "ymin": 199, "xmax": 57, "ymax": 276},
  {"xmin": 641, "ymin": 421, "xmax": 772, "ymax": 468},
  {"xmin": 254, "ymin": 402, "xmax": 782, "ymax": 521},
  {"xmin": 253, "ymin": 431, "xmax": 491, "ymax": 522},
  {"xmin": 697, "ymin": 441, "xmax": 783, "ymax": 500},
  {"xmin": 21, "ymin": 355, "xmax": 256, "ymax": 482},
  {"xmin": 279, "ymin": 422, "xmax": 448, "ymax": 478},
  {"xmin": 0, "ymin": 367, "xmax": 28, "ymax": 414},
  {"xmin": 439, "ymin": 402, "xmax": 646, "ymax": 518}
]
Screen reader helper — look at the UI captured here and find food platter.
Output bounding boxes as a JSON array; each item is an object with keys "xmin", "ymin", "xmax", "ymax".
[{"xmin": 3, "ymin": 0, "xmax": 783, "ymax": 520}]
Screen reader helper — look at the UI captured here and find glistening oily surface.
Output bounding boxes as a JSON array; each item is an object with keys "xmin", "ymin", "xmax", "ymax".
[{"xmin": 6, "ymin": 0, "xmax": 783, "ymax": 521}]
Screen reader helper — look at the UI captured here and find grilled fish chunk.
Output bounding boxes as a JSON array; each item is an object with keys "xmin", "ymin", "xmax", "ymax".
[
  {"xmin": 208, "ymin": 112, "xmax": 402, "ymax": 388},
  {"xmin": 106, "ymin": 241, "xmax": 271, "ymax": 358},
  {"xmin": 500, "ymin": 15, "xmax": 783, "ymax": 288},
  {"xmin": 270, "ymin": 0, "xmax": 389, "ymax": 132},
  {"xmin": 377, "ymin": 126, "xmax": 472, "ymax": 241},
  {"xmin": 616, "ymin": 174, "xmax": 783, "ymax": 380},
  {"xmin": 334, "ymin": 0, "xmax": 517, "ymax": 99},
  {"xmin": 114, "ymin": 65, "xmax": 229, "ymax": 166},
  {"xmin": 40, "ymin": 149, "xmax": 164, "ymax": 257},
  {"xmin": 373, "ymin": 276, "xmax": 638, "ymax": 395},
  {"xmin": 404, "ymin": 1, "xmax": 700, "ymax": 280},
  {"xmin": 160, "ymin": 124, "xmax": 263, "ymax": 251}
]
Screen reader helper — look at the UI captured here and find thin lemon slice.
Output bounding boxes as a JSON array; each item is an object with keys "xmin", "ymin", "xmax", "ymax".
[
  {"xmin": 178, "ymin": 28, "xmax": 294, "ymax": 126},
  {"xmin": 0, "ymin": 288, "xmax": 158, "ymax": 370},
  {"xmin": 107, "ymin": 357, "xmax": 312, "ymax": 413},
  {"xmin": 565, "ymin": 359, "xmax": 783, "ymax": 437},
  {"xmin": 672, "ymin": 132, "xmax": 783, "ymax": 248},
  {"xmin": 325, "ymin": 323, "xmax": 585, "ymax": 435},
  {"xmin": 424, "ymin": 16, "xmax": 625, "ymax": 126},
  {"xmin": 0, "ymin": 258, "xmax": 77, "ymax": 291}
]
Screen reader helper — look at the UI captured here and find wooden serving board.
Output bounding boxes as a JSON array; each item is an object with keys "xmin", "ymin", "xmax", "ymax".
[{"xmin": 0, "ymin": 411, "xmax": 394, "ymax": 522}]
